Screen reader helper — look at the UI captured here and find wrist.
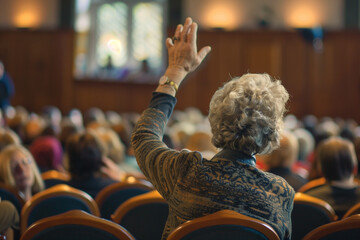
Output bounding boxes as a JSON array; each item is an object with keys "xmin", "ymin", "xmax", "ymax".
[{"xmin": 164, "ymin": 66, "xmax": 187, "ymax": 84}]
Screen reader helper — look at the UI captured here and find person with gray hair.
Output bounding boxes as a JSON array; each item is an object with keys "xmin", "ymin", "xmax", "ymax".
[{"xmin": 131, "ymin": 17, "xmax": 294, "ymax": 240}]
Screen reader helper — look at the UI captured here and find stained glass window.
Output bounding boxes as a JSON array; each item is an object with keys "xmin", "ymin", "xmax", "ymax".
[{"xmin": 74, "ymin": 0, "xmax": 166, "ymax": 81}]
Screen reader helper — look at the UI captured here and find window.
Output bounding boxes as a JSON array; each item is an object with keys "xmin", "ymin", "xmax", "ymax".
[{"xmin": 74, "ymin": 0, "xmax": 166, "ymax": 82}]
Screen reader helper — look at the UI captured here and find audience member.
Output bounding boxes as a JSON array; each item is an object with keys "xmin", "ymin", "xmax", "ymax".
[
  {"xmin": 0, "ymin": 200, "xmax": 19, "ymax": 240},
  {"xmin": 29, "ymin": 136, "xmax": 64, "ymax": 172},
  {"xmin": 84, "ymin": 107, "xmax": 107, "ymax": 128},
  {"xmin": 0, "ymin": 144, "xmax": 44, "ymax": 201},
  {"xmin": 65, "ymin": 131, "xmax": 119, "ymax": 198},
  {"xmin": 304, "ymin": 137, "xmax": 360, "ymax": 218},
  {"xmin": 263, "ymin": 131, "xmax": 308, "ymax": 191},
  {"xmin": 93, "ymin": 127, "xmax": 125, "ymax": 164},
  {"xmin": 67, "ymin": 108, "xmax": 84, "ymax": 129},
  {"xmin": 23, "ymin": 114, "xmax": 45, "ymax": 146},
  {"xmin": 131, "ymin": 17, "xmax": 294, "ymax": 240},
  {"xmin": 41, "ymin": 106, "xmax": 62, "ymax": 136},
  {"xmin": 0, "ymin": 128, "xmax": 21, "ymax": 151},
  {"xmin": 0, "ymin": 61, "xmax": 15, "ymax": 126},
  {"xmin": 185, "ymin": 131, "xmax": 218, "ymax": 159},
  {"xmin": 59, "ymin": 122, "xmax": 82, "ymax": 151},
  {"xmin": 293, "ymin": 128, "xmax": 315, "ymax": 165}
]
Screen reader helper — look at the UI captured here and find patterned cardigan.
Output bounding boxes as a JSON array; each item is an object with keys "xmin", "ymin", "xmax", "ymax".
[{"xmin": 131, "ymin": 92, "xmax": 295, "ymax": 240}]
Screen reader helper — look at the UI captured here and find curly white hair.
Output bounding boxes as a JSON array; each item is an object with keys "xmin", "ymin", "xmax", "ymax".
[{"xmin": 208, "ymin": 73, "xmax": 289, "ymax": 155}]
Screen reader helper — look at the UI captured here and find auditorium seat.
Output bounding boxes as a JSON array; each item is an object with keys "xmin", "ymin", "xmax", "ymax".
[
  {"xmin": 20, "ymin": 210, "xmax": 135, "ymax": 240},
  {"xmin": 291, "ymin": 192, "xmax": 338, "ymax": 240},
  {"xmin": 95, "ymin": 178, "xmax": 153, "ymax": 219},
  {"xmin": 303, "ymin": 214, "xmax": 360, "ymax": 240},
  {"xmin": 167, "ymin": 209, "xmax": 280, "ymax": 240},
  {"xmin": 21, "ymin": 184, "xmax": 100, "ymax": 233},
  {"xmin": 111, "ymin": 190, "xmax": 168, "ymax": 240}
]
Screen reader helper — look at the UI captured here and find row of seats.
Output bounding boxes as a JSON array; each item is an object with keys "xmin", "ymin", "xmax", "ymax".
[
  {"xmin": 0, "ymin": 176, "xmax": 166, "ymax": 240},
  {"xmin": 18, "ymin": 206, "xmax": 360, "ymax": 240},
  {"xmin": 2, "ymin": 173, "xmax": 360, "ymax": 240}
]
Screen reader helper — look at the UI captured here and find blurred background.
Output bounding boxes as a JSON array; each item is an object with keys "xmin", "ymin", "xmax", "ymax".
[{"xmin": 0, "ymin": 0, "xmax": 359, "ymax": 122}]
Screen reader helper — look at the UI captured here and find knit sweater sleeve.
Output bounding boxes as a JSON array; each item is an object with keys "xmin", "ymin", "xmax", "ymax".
[{"xmin": 131, "ymin": 92, "xmax": 201, "ymax": 199}]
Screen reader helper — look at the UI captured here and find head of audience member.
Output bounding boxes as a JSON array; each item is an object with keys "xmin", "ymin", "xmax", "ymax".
[
  {"xmin": 0, "ymin": 200, "xmax": 19, "ymax": 238},
  {"xmin": 0, "ymin": 128, "xmax": 21, "ymax": 151},
  {"xmin": 41, "ymin": 106, "xmax": 62, "ymax": 135},
  {"xmin": 93, "ymin": 127, "xmax": 125, "ymax": 164},
  {"xmin": 68, "ymin": 108, "xmax": 84, "ymax": 129},
  {"xmin": 185, "ymin": 131, "xmax": 218, "ymax": 159},
  {"xmin": 29, "ymin": 136, "xmax": 63, "ymax": 172},
  {"xmin": 316, "ymin": 137, "xmax": 357, "ymax": 185},
  {"xmin": 301, "ymin": 115, "xmax": 318, "ymax": 135},
  {"xmin": 293, "ymin": 127, "xmax": 315, "ymax": 162},
  {"xmin": 40, "ymin": 123, "xmax": 58, "ymax": 138},
  {"xmin": 208, "ymin": 73, "xmax": 289, "ymax": 156},
  {"xmin": 339, "ymin": 125, "xmax": 356, "ymax": 143},
  {"xmin": 7, "ymin": 106, "xmax": 28, "ymax": 141},
  {"xmin": 23, "ymin": 114, "xmax": 45, "ymax": 146},
  {"xmin": 284, "ymin": 114, "xmax": 299, "ymax": 131},
  {"xmin": 313, "ymin": 118, "xmax": 339, "ymax": 146},
  {"xmin": 263, "ymin": 130, "xmax": 299, "ymax": 169},
  {"xmin": 0, "ymin": 144, "xmax": 44, "ymax": 201},
  {"xmin": 106, "ymin": 111, "xmax": 122, "ymax": 126},
  {"xmin": 111, "ymin": 121, "xmax": 132, "ymax": 152},
  {"xmin": 59, "ymin": 122, "xmax": 82, "ymax": 151},
  {"xmin": 84, "ymin": 107, "xmax": 107, "ymax": 128},
  {"xmin": 66, "ymin": 131, "xmax": 106, "ymax": 180}
]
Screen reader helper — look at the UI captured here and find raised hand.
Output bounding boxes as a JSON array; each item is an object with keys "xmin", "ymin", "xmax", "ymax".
[
  {"xmin": 156, "ymin": 17, "xmax": 211, "ymax": 96},
  {"xmin": 166, "ymin": 17, "xmax": 211, "ymax": 75}
]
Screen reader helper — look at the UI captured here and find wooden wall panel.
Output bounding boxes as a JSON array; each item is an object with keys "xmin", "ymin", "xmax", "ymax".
[{"xmin": 0, "ymin": 29, "xmax": 360, "ymax": 122}]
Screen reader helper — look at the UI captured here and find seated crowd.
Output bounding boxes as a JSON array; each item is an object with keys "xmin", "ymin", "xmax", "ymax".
[
  {"xmin": 1, "ymin": 18, "xmax": 360, "ymax": 240},
  {"xmin": 0, "ymin": 101, "xmax": 360, "ymax": 239}
]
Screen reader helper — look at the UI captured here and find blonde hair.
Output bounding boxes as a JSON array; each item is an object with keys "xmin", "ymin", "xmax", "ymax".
[
  {"xmin": 263, "ymin": 130, "xmax": 299, "ymax": 168},
  {"xmin": 93, "ymin": 127, "xmax": 125, "ymax": 164},
  {"xmin": 209, "ymin": 73, "xmax": 289, "ymax": 155},
  {"xmin": 0, "ymin": 128, "xmax": 21, "ymax": 151},
  {"xmin": 0, "ymin": 144, "xmax": 44, "ymax": 194}
]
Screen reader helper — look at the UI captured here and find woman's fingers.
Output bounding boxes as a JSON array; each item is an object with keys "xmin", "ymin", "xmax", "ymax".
[
  {"xmin": 181, "ymin": 17, "xmax": 192, "ymax": 42},
  {"xmin": 188, "ymin": 22, "xmax": 198, "ymax": 46},
  {"xmin": 198, "ymin": 46, "xmax": 212, "ymax": 62},
  {"xmin": 166, "ymin": 37, "xmax": 173, "ymax": 48},
  {"xmin": 173, "ymin": 24, "xmax": 183, "ymax": 43}
]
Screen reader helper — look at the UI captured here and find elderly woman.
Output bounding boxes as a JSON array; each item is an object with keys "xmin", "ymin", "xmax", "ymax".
[
  {"xmin": 304, "ymin": 137, "xmax": 360, "ymax": 218},
  {"xmin": 0, "ymin": 144, "xmax": 44, "ymax": 201},
  {"xmin": 131, "ymin": 17, "xmax": 294, "ymax": 240}
]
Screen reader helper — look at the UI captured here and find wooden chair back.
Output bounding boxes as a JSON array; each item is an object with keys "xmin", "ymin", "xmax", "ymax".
[
  {"xmin": 41, "ymin": 170, "xmax": 70, "ymax": 189},
  {"xmin": 111, "ymin": 190, "xmax": 168, "ymax": 240},
  {"xmin": 343, "ymin": 202, "xmax": 360, "ymax": 219},
  {"xmin": 21, "ymin": 184, "xmax": 99, "ymax": 233},
  {"xmin": 297, "ymin": 177, "xmax": 326, "ymax": 193},
  {"xmin": 291, "ymin": 192, "xmax": 338, "ymax": 240},
  {"xmin": 167, "ymin": 209, "xmax": 280, "ymax": 240},
  {"xmin": 20, "ymin": 210, "xmax": 135, "ymax": 240},
  {"xmin": 95, "ymin": 178, "xmax": 153, "ymax": 219},
  {"xmin": 303, "ymin": 214, "xmax": 360, "ymax": 240}
]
